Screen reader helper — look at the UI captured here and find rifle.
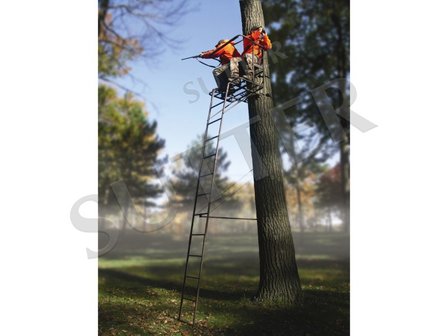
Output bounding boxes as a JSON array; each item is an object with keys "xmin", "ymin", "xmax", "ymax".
[{"xmin": 181, "ymin": 54, "xmax": 201, "ymax": 61}]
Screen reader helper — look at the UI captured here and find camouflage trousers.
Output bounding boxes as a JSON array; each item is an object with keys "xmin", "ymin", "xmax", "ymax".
[
  {"xmin": 212, "ymin": 57, "xmax": 242, "ymax": 90},
  {"xmin": 244, "ymin": 53, "xmax": 260, "ymax": 77}
]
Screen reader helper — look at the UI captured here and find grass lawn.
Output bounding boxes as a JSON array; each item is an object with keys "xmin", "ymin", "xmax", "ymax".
[{"xmin": 99, "ymin": 231, "xmax": 349, "ymax": 335}]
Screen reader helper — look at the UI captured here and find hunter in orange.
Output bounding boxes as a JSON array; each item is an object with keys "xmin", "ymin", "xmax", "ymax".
[
  {"xmin": 242, "ymin": 26, "xmax": 272, "ymax": 75},
  {"xmin": 201, "ymin": 39, "xmax": 242, "ymax": 91}
]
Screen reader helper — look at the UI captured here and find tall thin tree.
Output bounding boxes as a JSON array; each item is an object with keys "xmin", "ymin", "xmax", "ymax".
[{"xmin": 239, "ymin": 0, "xmax": 302, "ymax": 304}]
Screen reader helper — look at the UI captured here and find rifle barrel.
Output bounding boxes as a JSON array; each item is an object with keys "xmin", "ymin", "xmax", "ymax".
[{"xmin": 181, "ymin": 55, "xmax": 200, "ymax": 61}]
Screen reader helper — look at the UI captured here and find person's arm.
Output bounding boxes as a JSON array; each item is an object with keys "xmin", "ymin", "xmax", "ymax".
[
  {"xmin": 201, "ymin": 46, "xmax": 226, "ymax": 59},
  {"xmin": 201, "ymin": 49, "xmax": 216, "ymax": 59},
  {"xmin": 261, "ymin": 34, "xmax": 272, "ymax": 50},
  {"xmin": 242, "ymin": 34, "xmax": 253, "ymax": 54}
]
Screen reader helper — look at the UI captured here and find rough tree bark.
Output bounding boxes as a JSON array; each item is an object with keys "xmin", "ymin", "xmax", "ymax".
[{"xmin": 239, "ymin": 0, "xmax": 302, "ymax": 304}]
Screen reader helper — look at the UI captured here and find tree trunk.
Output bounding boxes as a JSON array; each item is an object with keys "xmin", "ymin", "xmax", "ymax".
[
  {"xmin": 295, "ymin": 179, "xmax": 305, "ymax": 233},
  {"xmin": 240, "ymin": 0, "xmax": 302, "ymax": 305}
]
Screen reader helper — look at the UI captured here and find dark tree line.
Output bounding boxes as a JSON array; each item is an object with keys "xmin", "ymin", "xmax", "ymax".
[{"xmin": 264, "ymin": 0, "xmax": 350, "ymax": 231}]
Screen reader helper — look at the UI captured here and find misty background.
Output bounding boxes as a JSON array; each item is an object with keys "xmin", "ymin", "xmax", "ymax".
[{"xmin": 98, "ymin": 0, "xmax": 349, "ymax": 335}]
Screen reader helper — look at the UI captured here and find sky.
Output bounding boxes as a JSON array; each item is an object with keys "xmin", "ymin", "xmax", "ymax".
[{"xmin": 116, "ymin": 0, "xmax": 257, "ymax": 183}]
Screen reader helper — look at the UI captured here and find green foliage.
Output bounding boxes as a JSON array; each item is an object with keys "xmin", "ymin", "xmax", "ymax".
[
  {"xmin": 264, "ymin": 0, "xmax": 350, "ymax": 135},
  {"xmin": 98, "ymin": 37, "xmax": 141, "ymax": 78},
  {"xmin": 99, "ymin": 0, "xmax": 190, "ymax": 208},
  {"xmin": 98, "ymin": 0, "xmax": 143, "ymax": 78},
  {"xmin": 264, "ymin": 0, "xmax": 350, "ymax": 228},
  {"xmin": 168, "ymin": 136, "xmax": 237, "ymax": 211},
  {"xmin": 98, "ymin": 85, "xmax": 166, "ymax": 207}
]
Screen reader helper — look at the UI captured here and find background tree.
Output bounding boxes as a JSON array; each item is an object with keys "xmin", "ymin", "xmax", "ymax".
[
  {"xmin": 284, "ymin": 174, "xmax": 315, "ymax": 230},
  {"xmin": 167, "ymin": 135, "xmax": 236, "ymax": 212},
  {"xmin": 281, "ymin": 121, "xmax": 336, "ymax": 231},
  {"xmin": 264, "ymin": 0, "xmax": 350, "ymax": 231},
  {"xmin": 315, "ymin": 163, "xmax": 343, "ymax": 232},
  {"xmin": 98, "ymin": 0, "xmax": 189, "ymax": 222},
  {"xmin": 98, "ymin": 0, "xmax": 189, "ymax": 80},
  {"xmin": 98, "ymin": 84, "xmax": 166, "ymax": 211},
  {"xmin": 239, "ymin": 0, "xmax": 302, "ymax": 305}
]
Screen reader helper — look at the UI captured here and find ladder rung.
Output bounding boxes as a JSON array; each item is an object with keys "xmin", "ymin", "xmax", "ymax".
[
  {"xmin": 186, "ymin": 275, "xmax": 200, "ymax": 279},
  {"xmin": 189, "ymin": 254, "xmax": 203, "ymax": 258},
  {"xmin": 205, "ymin": 135, "xmax": 219, "ymax": 142},
  {"xmin": 200, "ymin": 172, "xmax": 213, "ymax": 178},
  {"xmin": 197, "ymin": 192, "xmax": 210, "ymax": 197},
  {"xmin": 203, "ymin": 153, "xmax": 217, "ymax": 159},
  {"xmin": 208, "ymin": 118, "xmax": 222, "ymax": 125},
  {"xmin": 195, "ymin": 212, "xmax": 208, "ymax": 217},
  {"xmin": 192, "ymin": 233, "xmax": 205, "ymax": 236},
  {"xmin": 211, "ymin": 100, "xmax": 225, "ymax": 109}
]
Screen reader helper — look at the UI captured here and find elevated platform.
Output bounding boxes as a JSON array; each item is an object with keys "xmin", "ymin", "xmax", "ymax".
[{"xmin": 210, "ymin": 76, "xmax": 263, "ymax": 103}]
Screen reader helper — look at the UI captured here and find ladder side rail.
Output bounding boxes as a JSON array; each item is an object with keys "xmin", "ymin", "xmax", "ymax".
[
  {"xmin": 193, "ymin": 83, "xmax": 230, "ymax": 324},
  {"xmin": 191, "ymin": 91, "xmax": 249, "ymax": 216},
  {"xmin": 192, "ymin": 83, "xmax": 230, "ymax": 324},
  {"xmin": 179, "ymin": 87, "xmax": 262, "ymax": 219},
  {"xmin": 179, "ymin": 89, "xmax": 217, "ymax": 319}
]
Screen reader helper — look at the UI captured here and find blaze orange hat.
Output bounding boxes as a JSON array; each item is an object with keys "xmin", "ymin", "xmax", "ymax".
[{"xmin": 215, "ymin": 39, "xmax": 229, "ymax": 47}]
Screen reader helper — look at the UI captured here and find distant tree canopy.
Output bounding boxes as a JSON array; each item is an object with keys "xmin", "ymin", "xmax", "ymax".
[
  {"xmin": 98, "ymin": 0, "xmax": 188, "ymax": 79},
  {"xmin": 315, "ymin": 163, "xmax": 342, "ymax": 211},
  {"xmin": 282, "ymin": 123, "xmax": 337, "ymax": 230},
  {"xmin": 264, "ymin": 0, "xmax": 350, "ymax": 134},
  {"xmin": 264, "ymin": 0, "xmax": 350, "ymax": 230},
  {"xmin": 168, "ymin": 136, "xmax": 236, "ymax": 212},
  {"xmin": 264, "ymin": 0, "xmax": 349, "ymax": 127},
  {"xmin": 98, "ymin": 0, "xmax": 189, "ymax": 212},
  {"xmin": 98, "ymin": 85, "xmax": 166, "ymax": 208}
]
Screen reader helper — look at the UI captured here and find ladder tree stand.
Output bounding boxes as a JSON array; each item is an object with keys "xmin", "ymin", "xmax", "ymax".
[{"xmin": 178, "ymin": 35, "xmax": 268, "ymax": 325}]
